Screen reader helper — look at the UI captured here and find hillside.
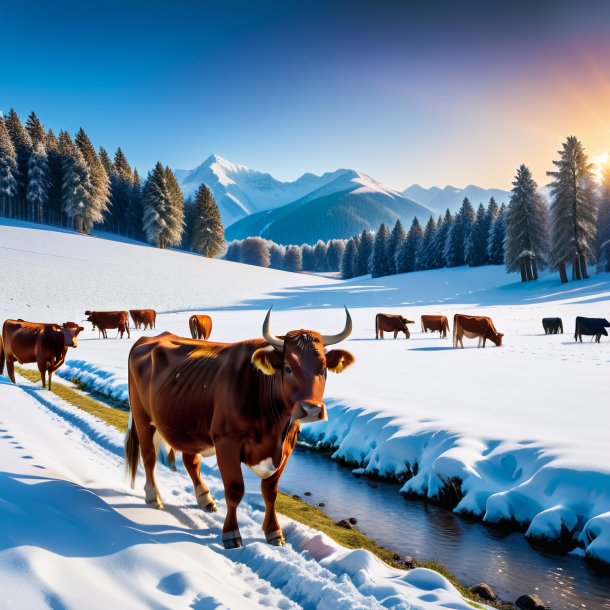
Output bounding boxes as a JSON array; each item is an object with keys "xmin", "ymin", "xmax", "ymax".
[
  {"xmin": 226, "ymin": 170, "xmax": 434, "ymax": 244},
  {"xmin": 403, "ymin": 184, "xmax": 511, "ymax": 213}
]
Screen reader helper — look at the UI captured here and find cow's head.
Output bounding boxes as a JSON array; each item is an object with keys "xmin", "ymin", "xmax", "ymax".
[
  {"xmin": 489, "ymin": 331, "xmax": 504, "ymax": 346},
  {"xmin": 62, "ymin": 322, "xmax": 84, "ymax": 348},
  {"xmin": 252, "ymin": 308, "xmax": 354, "ymax": 423},
  {"xmin": 603, "ymin": 319, "xmax": 610, "ymax": 328}
]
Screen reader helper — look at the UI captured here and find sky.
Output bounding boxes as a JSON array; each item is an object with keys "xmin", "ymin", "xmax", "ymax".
[{"xmin": 2, "ymin": 0, "xmax": 610, "ymax": 190}]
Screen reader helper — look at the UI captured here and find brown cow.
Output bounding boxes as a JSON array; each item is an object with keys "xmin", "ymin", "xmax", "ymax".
[
  {"xmin": 130, "ymin": 309, "xmax": 156, "ymax": 331},
  {"xmin": 189, "ymin": 314, "xmax": 212, "ymax": 340},
  {"xmin": 0, "ymin": 319, "xmax": 83, "ymax": 389},
  {"xmin": 85, "ymin": 310, "xmax": 130, "ymax": 339},
  {"xmin": 421, "ymin": 315, "xmax": 450, "ymax": 338},
  {"xmin": 453, "ymin": 314, "xmax": 503, "ymax": 348},
  {"xmin": 375, "ymin": 313, "xmax": 414, "ymax": 339},
  {"xmin": 126, "ymin": 308, "xmax": 354, "ymax": 549}
]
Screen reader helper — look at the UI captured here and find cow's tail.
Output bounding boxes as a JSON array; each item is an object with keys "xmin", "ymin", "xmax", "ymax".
[
  {"xmin": 574, "ymin": 319, "xmax": 579, "ymax": 342},
  {"xmin": 0, "ymin": 337, "xmax": 5, "ymax": 377},
  {"xmin": 453, "ymin": 314, "xmax": 459, "ymax": 348},
  {"xmin": 375, "ymin": 314, "xmax": 379, "ymax": 338},
  {"xmin": 421, "ymin": 318, "xmax": 424, "ymax": 333},
  {"xmin": 560, "ymin": 320, "xmax": 563, "ymax": 334},
  {"xmin": 153, "ymin": 431, "xmax": 177, "ymax": 471},
  {"xmin": 444, "ymin": 317, "xmax": 450, "ymax": 338},
  {"xmin": 125, "ymin": 412, "xmax": 140, "ymax": 489}
]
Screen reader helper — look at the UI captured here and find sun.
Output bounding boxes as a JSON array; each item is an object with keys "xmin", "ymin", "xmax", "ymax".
[{"xmin": 593, "ymin": 151, "xmax": 610, "ymax": 183}]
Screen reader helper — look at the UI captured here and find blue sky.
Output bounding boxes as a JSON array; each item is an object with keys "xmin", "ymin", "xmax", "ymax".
[{"xmin": 2, "ymin": 0, "xmax": 610, "ymax": 190}]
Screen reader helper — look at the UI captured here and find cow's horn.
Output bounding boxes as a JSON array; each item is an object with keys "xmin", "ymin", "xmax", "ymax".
[
  {"xmin": 322, "ymin": 306, "xmax": 352, "ymax": 346},
  {"xmin": 263, "ymin": 307, "xmax": 284, "ymax": 350}
]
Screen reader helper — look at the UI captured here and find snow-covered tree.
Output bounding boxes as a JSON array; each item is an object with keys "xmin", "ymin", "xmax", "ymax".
[
  {"xmin": 164, "ymin": 166, "xmax": 185, "ymax": 247},
  {"xmin": 487, "ymin": 196, "xmax": 500, "ymax": 225},
  {"xmin": 385, "ymin": 219, "xmax": 406, "ymax": 275},
  {"xmin": 241, "ymin": 237, "xmax": 270, "ymax": 267},
  {"xmin": 190, "ymin": 183, "xmax": 225, "ymax": 258},
  {"xmin": 0, "ymin": 118, "xmax": 18, "ymax": 218},
  {"xmin": 127, "ymin": 168, "xmax": 143, "ymax": 240},
  {"xmin": 283, "ymin": 245, "xmax": 303, "ymax": 272},
  {"xmin": 466, "ymin": 203, "xmax": 490, "ymax": 267},
  {"xmin": 313, "ymin": 240, "xmax": 328, "ymax": 271},
  {"xmin": 417, "ymin": 215, "xmax": 437, "ymax": 270},
  {"xmin": 396, "ymin": 216, "xmax": 423, "ymax": 273},
  {"xmin": 25, "ymin": 112, "xmax": 46, "ymax": 148},
  {"xmin": 432, "ymin": 210, "xmax": 452, "ymax": 268},
  {"xmin": 597, "ymin": 162, "xmax": 610, "ymax": 272},
  {"xmin": 224, "ymin": 240, "xmax": 242, "ymax": 262},
  {"xmin": 301, "ymin": 243, "xmax": 315, "ymax": 271},
  {"xmin": 341, "ymin": 237, "xmax": 358, "ymax": 279},
  {"xmin": 4, "ymin": 109, "xmax": 32, "ymax": 219},
  {"xmin": 356, "ymin": 230, "xmax": 374, "ymax": 276},
  {"xmin": 142, "ymin": 162, "xmax": 171, "ymax": 247},
  {"xmin": 504, "ymin": 164, "xmax": 548, "ymax": 281},
  {"xmin": 62, "ymin": 140, "xmax": 95, "ymax": 234},
  {"xmin": 26, "ymin": 141, "xmax": 49, "ymax": 223},
  {"xmin": 488, "ymin": 203, "xmax": 506, "ymax": 265},
  {"xmin": 326, "ymin": 239, "xmax": 346, "ymax": 271},
  {"xmin": 269, "ymin": 243, "xmax": 286, "ymax": 269},
  {"xmin": 370, "ymin": 223, "xmax": 390, "ymax": 278},
  {"xmin": 547, "ymin": 136, "xmax": 598, "ymax": 282},
  {"xmin": 444, "ymin": 198, "xmax": 475, "ymax": 267}
]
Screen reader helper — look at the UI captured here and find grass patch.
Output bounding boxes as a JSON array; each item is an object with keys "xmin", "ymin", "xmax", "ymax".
[{"xmin": 15, "ymin": 364, "xmax": 485, "ymax": 607}]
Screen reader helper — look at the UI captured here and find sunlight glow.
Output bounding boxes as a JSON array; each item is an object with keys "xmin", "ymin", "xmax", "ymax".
[{"xmin": 593, "ymin": 151, "xmax": 610, "ymax": 183}]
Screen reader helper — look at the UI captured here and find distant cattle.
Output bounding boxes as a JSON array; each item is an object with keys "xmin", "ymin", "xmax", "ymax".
[
  {"xmin": 375, "ymin": 313, "xmax": 414, "ymax": 339},
  {"xmin": 0, "ymin": 319, "xmax": 83, "ymax": 389},
  {"xmin": 189, "ymin": 314, "xmax": 213, "ymax": 340},
  {"xmin": 85, "ymin": 310, "xmax": 130, "ymax": 339},
  {"xmin": 542, "ymin": 317, "xmax": 563, "ymax": 334},
  {"xmin": 130, "ymin": 309, "xmax": 156, "ymax": 331},
  {"xmin": 574, "ymin": 316, "xmax": 610, "ymax": 343},
  {"xmin": 126, "ymin": 308, "xmax": 354, "ymax": 549},
  {"xmin": 421, "ymin": 315, "xmax": 450, "ymax": 338},
  {"xmin": 453, "ymin": 314, "xmax": 503, "ymax": 348}
]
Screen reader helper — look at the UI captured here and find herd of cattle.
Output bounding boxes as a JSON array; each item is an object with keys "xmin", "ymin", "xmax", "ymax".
[{"xmin": 0, "ymin": 307, "xmax": 608, "ymax": 549}]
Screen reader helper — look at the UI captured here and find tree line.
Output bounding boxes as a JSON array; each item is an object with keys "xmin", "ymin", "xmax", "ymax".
[
  {"xmin": 224, "ymin": 237, "xmax": 346, "ymax": 272},
  {"xmin": 0, "ymin": 109, "xmax": 225, "ymax": 257},
  {"xmin": 342, "ymin": 136, "xmax": 610, "ymax": 283}
]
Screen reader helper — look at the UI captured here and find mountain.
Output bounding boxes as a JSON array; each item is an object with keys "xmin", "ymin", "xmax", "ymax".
[
  {"xmin": 402, "ymin": 184, "xmax": 511, "ymax": 213},
  {"xmin": 175, "ymin": 154, "xmax": 346, "ymax": 227},
  {"xmin": 226, "ymin": 170, "xmax": 434, "ymax": 245}
]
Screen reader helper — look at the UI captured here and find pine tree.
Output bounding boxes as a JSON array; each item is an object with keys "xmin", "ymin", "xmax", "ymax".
[
  {"xmin": 432, "ymin": 211, "xmax": 452, "ymax": 268},
  {"xmin": 301, "ymin": 244, "xmax": 315, "ymax": 271},
  {"xmin": 466, "ymin": 203, "xmax": 490, "ymax": 267},
  {"xmin": 164, "ymin": 166, "xmax": 185, "ymax": 247},
  {"xmin": 417, "ymin": 215, "xmax": 437, "ymax": 270},
  {"xmin": 241, "ymin": 237, "xmax": 270, "ymax": 267},
  {"xmin": 269, "ymin": 243, "xmax": 286, "ymax": 269},
  {"xmin": 596, "ymin": 162, "xmax": 610, "ymax": 272},
  {"xmin": 190, "ymin": 183, "xmax": 225, "ymax": 257},
  {"xmin": 0, "ymin": 118, "xmax": 18, "ymax": 218},
  {"xmin": 127, "ymin": 168, "xmax": 143, "ymax": 239},
  {"xmin": 397, "ymin": 217, "xmax": 423, "ymax": 273},
  {"xmin": 25, "ymin": 112, "xmax": 46, "ymax": 148},
  {"xmin": 46, "ymin": 130, "xmax": 66, "ymax": 226},
  {"xmin": 547, "ymin": 136, "xmax": 597, "ymax": 282},
  {"xmin": 62, "ymin": 140, "xmax": 95, "ymax": 233},
  {"xmin": 104, "ymin": 148, "xmax": 131, "ymax": 234},
  {"xmin": 341, "ymin": 237, "xmax": 358, "ymax": 279},
  {"xmin": 26, "ymin": 141, "xmax": 49, "ymax": 223},
  {"xmin": 356, "ymin": 230, "xmax": 374, "ymax": 276},
  {"xmin": 487, "ymin": 196, "xmax": 500, "ymax": 224},
  {"xmin": 142, "ymin": 162, "xmax": 170, "ymax": 247},
  {"xmin": 326, "ymin": 239, "xmax": 346, "ymax": 271},
  {"xmin": 487, "ymin": 203, "xmax": 506, "ymax": 265},
  {"xmin": 75, "ymin": 128, "xmax": 109, "ymax": 230},
  {"xmin": 444, "ymin": 198, "xmax": 475, "ymax": 267},
  {"xmin": 386, "ymin": 219, "xmax": 406, "ymax": 275},
  {"xmin": 504, "ymin": 164, "xmax": 548, "ymax": 281},
  {"xmin": 311, "ymin": 240, "xmax": 326, "ymax": 271},
  {"xmin": 283, "ymin": 245, "xmax": 303, "ymax": 272},
  {"xmin": 370, "ymin": 223, "xmax": 390, "ymax": 278},
  {"xmin": 4, "ymin": 109, "xmax": 33, "ymax": 219}
]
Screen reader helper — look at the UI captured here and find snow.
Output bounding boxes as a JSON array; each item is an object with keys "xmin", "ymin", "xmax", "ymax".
[{"xmin": 0, "ymin": 220, "xmax": 477, "ymax": 609}]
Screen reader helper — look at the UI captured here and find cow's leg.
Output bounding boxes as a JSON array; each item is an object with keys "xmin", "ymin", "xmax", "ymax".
[
  {"xmin": 6, "ymin": 356, "xmax": 16, "ymax": 383},
  {"xmin": 393, "ymin": 330, "xmax": 398, "ymax": 339},
  {"xmin": 261, "ymin": 459, "xmax": 290, "ymax": 546},
  {"xmin": 182, "ymin": 452, "xmax": 217, "ymax": 512},
  {"xmin": 48, "ymin": 370, "xmax": 53, "ymax": 390},
  {"xmin": 40, "ymin": 368, "xmax": 46, "ymax": 388},
  {"xmin": 215, "ymin": 441, "xmax": 244, "ymax": 548},
  {"xmin": 134, "ymin": 417, "xmax": 163, "ymax": 508}
]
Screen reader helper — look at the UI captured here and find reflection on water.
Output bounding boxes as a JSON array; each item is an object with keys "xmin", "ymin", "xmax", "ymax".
[{"xmin": 276, "ymin": 446, "xmax": 610, "ymax": 609}]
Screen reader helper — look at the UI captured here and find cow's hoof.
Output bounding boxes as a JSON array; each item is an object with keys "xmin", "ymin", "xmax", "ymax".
[
  {"xmin": 265, "ymin": 529, "xmax": 285, "ymax": 546},
  {"xmin": 223, "ymin": 537, "xmax": 243, "ymax": 549},
  {"xmin": 204, "ymin": 502, "xmax": 218, "ymax": 513},
  {"xmin": 268, "ymin": 536, "xmax": 286, "ymax": 547},
  {"xmin": 146, "ymin": 498, "xmax": 163, "ymax": 510}
]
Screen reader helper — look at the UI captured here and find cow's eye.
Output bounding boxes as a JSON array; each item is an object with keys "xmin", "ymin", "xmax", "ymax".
[{"xmin": 284, "ymin": 365, "xmax": 293, "ymax": 375}]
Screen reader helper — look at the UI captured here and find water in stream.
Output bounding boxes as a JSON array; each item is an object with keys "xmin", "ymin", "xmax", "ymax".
[{"xmin": 275, "ymin": 445, "xmax": 610, "ymax": 609}]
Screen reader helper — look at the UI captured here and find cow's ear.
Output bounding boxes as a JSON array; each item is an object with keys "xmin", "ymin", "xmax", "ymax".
[
  {"xmin": 325, "ymin": 349, "xmax": 355, "ymax": 374},
  {"xmin": 252, "ymin": 345, "xmax": 283, "ymax": 375}
]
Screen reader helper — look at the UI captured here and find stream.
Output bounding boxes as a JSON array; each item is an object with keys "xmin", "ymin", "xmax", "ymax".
[{"xmin": 275, "ymin": 445, "xmax": 610, "ymax": 609}]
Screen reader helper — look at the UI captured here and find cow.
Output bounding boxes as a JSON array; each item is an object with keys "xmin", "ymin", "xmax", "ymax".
[
  {"xmin": 453, "ymin": 314, "xmax": 503, "ymax": 348},
  {"xmin": 85, "ymin": 310, "xmax": 130, "ymax": 339},
  {"xmin": 375, "ymin": 313, "xmax": 414, "ymax": 339},
  {"xmin": 125, "ymin": 308, "xmax": 354, "ymax": 549},
  {"xmin": 0, "ymin": 319, "xmax": 83, "ymax": 389},
  {"xmin": 189, "ymin": 314, "xmax": 213, "ymax": 340},
  {"xmin": 421, "ymin": 314, "xmax": 450, "ymax": 338},
  {"xmin": 542, "ymin": 317, "xmax": 563, "ymax": 335},
  {"xmin": 574, "ymin": 316, "xmax": 610, "ymax": 343},
  {"xmin": 130, "ymin": 309, "xmax": 157, "ymax": 331}
]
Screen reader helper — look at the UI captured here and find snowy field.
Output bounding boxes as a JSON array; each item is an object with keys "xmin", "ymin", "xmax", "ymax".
[{"xmin": 1, "ymin": 219, "xmax": 610, "ymax": 606}]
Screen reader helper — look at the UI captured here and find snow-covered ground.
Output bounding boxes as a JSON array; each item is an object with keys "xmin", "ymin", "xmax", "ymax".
[{"xmin": 1, "ymin": 219, "xmax": 610, "ymax": 604}]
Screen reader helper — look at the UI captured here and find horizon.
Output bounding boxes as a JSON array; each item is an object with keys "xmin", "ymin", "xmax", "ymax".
[{"xmin": 2, "ymin": 0, "xmax": 610, "ymax": 190}]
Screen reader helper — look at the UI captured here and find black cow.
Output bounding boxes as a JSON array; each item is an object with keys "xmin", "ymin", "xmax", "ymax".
[
  {"xmin": 542, "ymin": 317, "xmax": 563, "ymax": 334},
  {"xmin": 574, "ymin": 317, "xmax": 610, "ymax": 343}
]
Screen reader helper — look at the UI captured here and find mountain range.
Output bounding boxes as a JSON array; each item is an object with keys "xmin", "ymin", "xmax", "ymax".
[{"xmin": 176, "ymin": 155, "xmax": 510, "ymax": 245}]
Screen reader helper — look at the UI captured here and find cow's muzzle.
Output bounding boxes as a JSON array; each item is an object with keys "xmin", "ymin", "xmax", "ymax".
[{"xmin": 296, "ymin": 400, "xmax": 327, "ymax": 423}]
